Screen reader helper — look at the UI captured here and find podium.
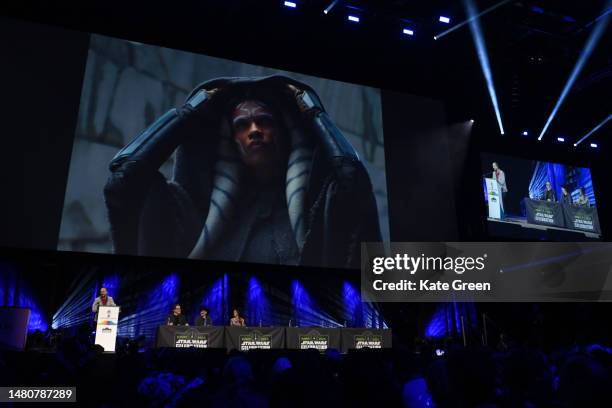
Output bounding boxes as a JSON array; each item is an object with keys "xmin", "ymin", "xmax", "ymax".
[
  {"xmin": 94, "ymin": 306, "xmax": 120, "ymax": 352},
  {"xmin": 485, "ymin": 178, "xmax": 503, "ymax": 219}
]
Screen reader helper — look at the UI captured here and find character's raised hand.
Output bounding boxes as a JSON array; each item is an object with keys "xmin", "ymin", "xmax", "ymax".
[
  {"xmin": 287, "ymin": 84, "xmax": 308, "ymax": 113},
  {"xmin": 286, "ymin": 83, "xmax": 323, "ymax": 116}
]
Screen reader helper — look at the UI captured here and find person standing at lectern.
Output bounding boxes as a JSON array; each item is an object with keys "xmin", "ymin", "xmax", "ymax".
[
  {"xmin": 92, "ymin": 287, "xmax": 116, "ymax": 322},
  {"xmin": 167, "ymin": 304, "xmax": 188, "ymax": 326},
  {"xmin": 195, "ymin": 307, "xmax": 213, "ymax": 327},
  {"xmin": 541, "ymin": 181, "xmax": 557, "ymax": 202},
  {"xmin": 492, "ymin": 162, "xmax": 508, "ymax": 216}
]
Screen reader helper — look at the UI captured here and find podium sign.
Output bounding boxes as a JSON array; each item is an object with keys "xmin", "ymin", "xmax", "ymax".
[
  {"xmin": 95, "ymin": 306, "xmax": 119, "ymax": 352},
  {"xmin": 485, "ymin": 178, "xmax": 502, "ymax": 219}
]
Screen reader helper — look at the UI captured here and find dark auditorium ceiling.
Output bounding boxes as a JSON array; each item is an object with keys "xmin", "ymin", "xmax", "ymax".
[{"xmin": 2, "ymin": 0, "xmax": 609, "ymax": 144}]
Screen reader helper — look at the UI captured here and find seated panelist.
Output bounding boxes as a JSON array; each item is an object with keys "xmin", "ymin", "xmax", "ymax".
[
  {"xmin": 229, "ymin": 308, "xmax": 246, "ymax": 327},
  {"xmin": 541, "ymin": 181, "xmax": 557, "ymax": 202},
  {"xmin": 167, "ymin": 303, "xmax": 188, "ymax": 326}
]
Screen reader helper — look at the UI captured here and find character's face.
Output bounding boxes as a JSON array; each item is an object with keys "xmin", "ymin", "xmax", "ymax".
[
  {"xmin": 174, "ymin": 305, "xmax": 181, "ymax": 315},
  {"xmin": 546, "ymin": 182, "xmax": 551, "ymax": 189},
  {"xmin": 492, "ymin": 163, "xmax": 498, "ymax": 171},
  {"xmin": 100, "ymin": 288, "xmax": 107, "ymax": 297},
  {"xmin": 231, "ymin": 100, "xmax": 286, "ymax": 168}
]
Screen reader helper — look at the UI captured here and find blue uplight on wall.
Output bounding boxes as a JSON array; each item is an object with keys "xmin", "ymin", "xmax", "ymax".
[
  {"xmin": 291, "ymin": 280, "xmax": 339, "ymax": 327},
  {"xmin": 342, "ymin": 282, "xmax": 387, "ymax": 329},
  {"xmin": 0, "ymin": 261, "xmax": 49, "ymax": 332},
  {"xmin": 118, "ymin": 273, "xmax": 179, "ymax": 343},
  {"xmin": 343, "ymin": 282, "xmax": 363, "ymax": 327},
  {"xmin": 194, "ymin": 275, "xmax": 228, "ymax": 326},
  {"xmin": 425, "ymin": 302, "xmax": 477, "ymax": 338},
  {"xmin": 245, "ymin": 277, "xmax": 271, "ymax": 327},
  {"xmin": 425, "ymin": 304, "xmax": 448, "ymax": 338},
  {"xmin": 52, "ymin": 271, "xmax": 97, "ymax": 330},
  {"xmin": 101, "ymin": 274, "xmax": 120, "ymax": 299}
]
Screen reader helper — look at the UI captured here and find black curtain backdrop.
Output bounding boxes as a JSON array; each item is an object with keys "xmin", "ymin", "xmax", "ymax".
[{"xmin": 0, "ymin": 18, "xmax": 89, "ymax": 250}]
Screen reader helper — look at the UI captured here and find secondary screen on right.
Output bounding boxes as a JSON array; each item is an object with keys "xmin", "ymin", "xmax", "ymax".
[{"xmin": 481, "ymin": 153, "xmax": 601, "ymax": 240}]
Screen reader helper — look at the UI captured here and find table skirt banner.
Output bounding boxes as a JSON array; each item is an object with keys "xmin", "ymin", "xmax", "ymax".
[
  {"xmin": 285, "ymin": 327, "xmax": 342, "ymax": 351},
  {"xmin": 340, "ymin": 328, "xmax": 392, "ymax": 353},
  {"xmin": 224, "ymin": 327, "xmax": 286, "ymax": 351},
  {"xmin": 562, "ymin": 204, "xmax": 601, "ymax": 234},
  {"xmin": 155, "ymin": 326, "xmax": 392, "ymax": 351},
  {"xmin": 524, "ymin": 198, "xmax": 565, "ymax": 228},
  {"xmin": 155, "ymin": 326, "xmax": 224, "ymax": 348}
]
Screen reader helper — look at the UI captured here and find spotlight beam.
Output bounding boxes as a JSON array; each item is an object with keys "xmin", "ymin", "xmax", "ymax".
[
  {"xmin": 538, "ymin": 0, "xmax": 611, "ymax": 141},
  {"xmin": 435, "ymin": 0, "xmax": 512, "ymax": 40},
  {"xmin": 465, "ymin": 0, "xmax": 505, "ymax": 135},
  {"xmin": 574, "ymin": 114, "xmax": 612, "ymax": 146},
  {"xmin": 324, "ymin": 0, "xmax": 340, "ymax": 14}
]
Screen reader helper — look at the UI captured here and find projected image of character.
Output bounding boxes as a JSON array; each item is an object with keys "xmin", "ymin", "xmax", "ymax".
[{"xmin": 104, "ymin": 76, "xmax": 381, "ymax": 268}]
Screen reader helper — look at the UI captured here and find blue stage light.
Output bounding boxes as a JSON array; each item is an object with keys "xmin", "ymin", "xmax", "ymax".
[
  {"xmin": 435, "ymin": 0, "xmax": 512, "ymax": 40},
  {"xmin": 1, "ymin": 261, "xmax": 49, "ymax": 332},
  {"xmin": 465, "ymin": 0, "xmax": 505, "ymax": 135},
  {"xmin": 523, "ymin": 131, "xmax": 529, "ymax": 136},
  {"xmin": 283, "ymin": 1, "xmax": 297, "ymax": 8},
  {"xmin": 194, "ymin": 275, "xmax": 228, "ymax": 326},
  {"xmin": 323, "ymin": 0, "xmax": 339, "ymax": 14},
  {"xmin": 425, "ymin": 305, "xmax": 448, "ymax": 338},
  {"xmin": 117, "ymin": 273, "xmax": 179, "ymax": 343},
  {"xmin": 245, "ymin": 277, "xmax": 272, "ymax": 326},
  {"xmin": 538, "ymin": 1, "xmax": 611, "ymax": 141},
  {"xmin": 425, "ymin": 303, "xmax": 476, "ymax": 339},
  {"xmin": 291, "ymin": 280, "xmax": 339, "ymax": 327},
  {"xmin": 348, "ymin": 15, "xmax": 360, "ymax": 23},
  {"xmin": 52, "ymin": 272, "xmax": 98, "ymax": 330},
  {"xmin": 557, "ymin": 137, "xmax": 565, "ymax": 142},
  {"xmin": 590, "ymin": 142, "xmax": 598, "ymax": 148},
  {"xmin": 342, "ymin": 282, "xmax": 387, "ymax": 329},
  {"xmin": 574, "ymin": 114, "xmax": 611, "ymax": 146},
  {"xmin": 403, "ymin": 28, "xmax": 414, "ymax": 36},
  {"xmin": 439, "ymin": 16, "xmax": 451, "ymax": 23}
]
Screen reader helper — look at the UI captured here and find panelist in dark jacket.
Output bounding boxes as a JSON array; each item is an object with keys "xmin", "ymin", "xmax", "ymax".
[
  {"xmin": 167, "ymin": 304, "xmax": 188, "ymax": 326},
  {"xmin": 194, "ymin": 307, "xmax": 213, "ymax": 327},
  {"xmin": 561, "ymin": 186, "xmax": 572, "ymax": 205},
  {"xmin": 541, "ymin": 181, "xmax": 557, "ymax": 202},
  {"xmin": 104, "ymin": 76, "xmax": 381, "ymax": 269}
]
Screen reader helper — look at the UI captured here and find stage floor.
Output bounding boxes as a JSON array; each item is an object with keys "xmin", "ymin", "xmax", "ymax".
[{"xmin": 488, "ymin": 217, "xmax": 601, "ymax": 240}]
